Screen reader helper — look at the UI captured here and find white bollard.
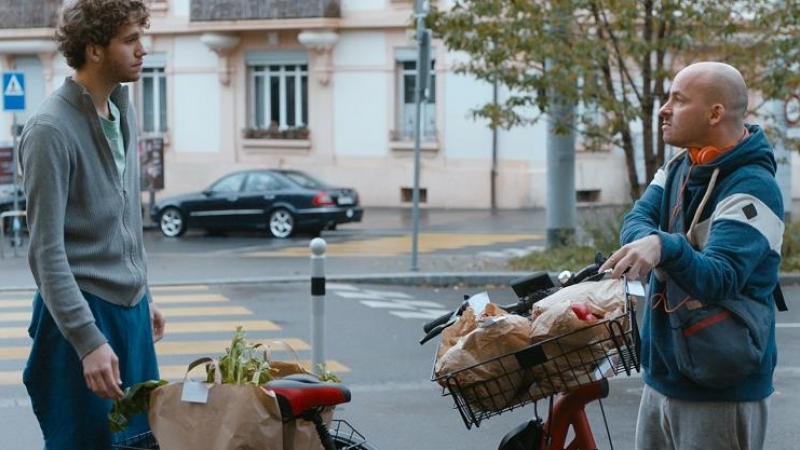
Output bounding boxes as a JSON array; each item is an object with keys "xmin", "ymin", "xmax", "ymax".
[{"xmin": 309, "ymin": 237, "xmax": 327, "ymax": 376}]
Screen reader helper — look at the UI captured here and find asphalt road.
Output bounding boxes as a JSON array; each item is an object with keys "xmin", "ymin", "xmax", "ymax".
[
  {"xmin": 2, "ymin": 281, "xmax": 798, "ymax": 450},
  {"xmin": 1, "ymin": 206, "xmax": 798, "ymax": 449}
]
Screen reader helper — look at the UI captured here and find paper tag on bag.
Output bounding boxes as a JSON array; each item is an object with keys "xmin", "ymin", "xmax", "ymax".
[{"xmin": 181, "ymin": 381, "xmax": 211, "ymax": 404}]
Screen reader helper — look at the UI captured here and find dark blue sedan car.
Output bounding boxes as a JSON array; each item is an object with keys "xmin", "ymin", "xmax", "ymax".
[{"xmin": 150, "ymin": 169, "xmax": 363, "ymax": 238}]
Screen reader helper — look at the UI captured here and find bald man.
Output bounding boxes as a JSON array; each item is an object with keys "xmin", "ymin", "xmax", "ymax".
[{"xmin": 600, "ymin": 62, "xmax": 784, "ymax": 449}]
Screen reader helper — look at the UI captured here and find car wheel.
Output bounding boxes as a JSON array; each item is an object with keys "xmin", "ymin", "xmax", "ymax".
[
  {"xmin": 269, "ymin": 208, "xmax": 295, "ymax": 238},
  {"xmin": 159, "ymin": 207, "xmax": 187, "ymax": 237}
]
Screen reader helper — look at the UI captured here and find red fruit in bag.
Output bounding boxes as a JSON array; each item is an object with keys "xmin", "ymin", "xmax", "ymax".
[{"xmin": 570, "ymin": 302, "xmax": 599, "ymax": 322}]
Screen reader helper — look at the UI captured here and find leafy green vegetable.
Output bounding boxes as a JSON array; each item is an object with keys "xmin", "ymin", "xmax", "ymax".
[
  {"xmin": 206, "ymin": 326, "xmax": 274, "ymax": 385},
  {"xmin": 317, "ymin": 365, "xmax": 342, "ymax": 383},
  {"xmin": 109, "ymin": 379, "xmax": 168, "ymax": 433}
]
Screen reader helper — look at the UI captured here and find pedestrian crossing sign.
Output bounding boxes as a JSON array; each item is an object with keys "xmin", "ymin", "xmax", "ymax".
[{"xmin": 2, "ymin": 72, "xmax": 26, "ymax": 112}]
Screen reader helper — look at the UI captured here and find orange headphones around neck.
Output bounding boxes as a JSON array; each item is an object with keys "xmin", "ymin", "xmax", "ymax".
[
  {"xmin": 688, "ymin": 146, "xmax": 724, "ymax": 165},
  {"xmin": 688, "ymin": 128, "xmax": 749, "ymax": 165}
]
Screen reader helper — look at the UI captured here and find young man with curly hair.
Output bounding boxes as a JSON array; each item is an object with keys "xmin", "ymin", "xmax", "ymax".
[{"xmin": 19, "ymin": 1, "xmax": 165, "ymax": 448}]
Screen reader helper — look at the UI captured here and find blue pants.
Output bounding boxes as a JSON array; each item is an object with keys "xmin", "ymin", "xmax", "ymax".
[{"xmin": 23, "ymin": 291, "xmax": 160, "ymax": 450}]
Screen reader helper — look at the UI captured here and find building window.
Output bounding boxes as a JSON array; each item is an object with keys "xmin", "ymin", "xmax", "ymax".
[
  {"xmin": 395, "ymin": 51, "xmax": 436, "ymax": 141},
  {"xmin": 140, "ymin": 65, "xmax": 167, "ymax": 134},
  {"xmin": 250, "ymin": 64, "xmax": 308, "ymax": 129}
]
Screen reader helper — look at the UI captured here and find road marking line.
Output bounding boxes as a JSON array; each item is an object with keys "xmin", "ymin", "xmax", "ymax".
[
  {"xmin": 0, "ymin": 300, "xmax": 29, "ymax": 308},
  {"xmin": 0, "ymin": 360, "xmax": 350, "ymax": 386},
  {"xmin": 0, "ymin": 338, "xmax": 310, "ymax": 360},
  {"xmin": 0, "ymin": 327, "xmax": 27, "ymax": 339},
  {"xmin": 0, "ymin": 293, "xmax": 227, "ymax": 308},
  {"xmin": 0, "ymin": 306, "xmax": 254, "ymax": 323},
  {"xmin": 151, "ymin": 285, "xmax": 209, "ymax": 292},
  {"xmin": 777, "ymin": 323, "xmax": 800, "ymax": 328},
  {"xmin": 154, "ymin": 294, "xmax": 229, "ymax": 303},
  {"xmin": 244, "ymin": 233, "xmax": 543, "ymax": 257},
  {"xmin": 157, "ymin": 306, "xmax": 253, "ymax": 316},
  {"xmin": 155, "ymin": 338, "xmax": 310, "ymax": 355},
  {"xmin": 165, "ymin": 320, "xmax": 280, "ymax": 333},
  {"xmin": 326, "ymin": 283, "xmax": 358, "ymax": 291},
  {"xmin": 394, "ymin": 300, "xmax": 447, "ymax": 308},
  {"xmin": 0, "ymin": 320, "xmax": 281, "ymax": 340},
  {"xmin": 0, "ymin": 290, "xmax": 34, "ymax": 297},
  {"xmin": 391, "ymin": 310, "xmax": 454, "ymax": 319},
  {"xmin": 335, "ymin": 292, "xmax": 388, "ymax": 300},
  {"xmin": 0, "ymin": 312, "xmax": 30, "ymax": 322},
  {"xmin": 0, "ymin": 296, "xmax": 232, "ymax": 316},
  {"xmin": 362, "ymin": 290, "xmax": 414, "ymax": 299},
  {"xmin": 359, "ymin": 301, "xmax": 416, "ymax": 310}
]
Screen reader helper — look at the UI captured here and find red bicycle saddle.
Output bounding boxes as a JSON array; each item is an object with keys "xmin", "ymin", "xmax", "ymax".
[{"xmin": 263, "ymin": 374, "xmax": 351, "ymax": 419}]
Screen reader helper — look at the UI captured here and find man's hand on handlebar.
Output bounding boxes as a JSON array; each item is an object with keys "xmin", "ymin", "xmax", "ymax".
[{"xmin": 599, "ymin": 234, "xmax": 661, "ymax": 281}]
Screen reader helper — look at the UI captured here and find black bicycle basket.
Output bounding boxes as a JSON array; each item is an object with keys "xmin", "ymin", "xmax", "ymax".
[{"xmin": 431, "ymin": 281, "xmax": 641, "ymax": 429}]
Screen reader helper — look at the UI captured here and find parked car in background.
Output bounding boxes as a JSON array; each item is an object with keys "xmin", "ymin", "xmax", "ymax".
[
  {"xmin": 150, "ymin": 169, "xmax": 363, "ymax": 238},
  {"xmin": 0, "ymin": 184, "xmax": 26, "ymax": 233}
]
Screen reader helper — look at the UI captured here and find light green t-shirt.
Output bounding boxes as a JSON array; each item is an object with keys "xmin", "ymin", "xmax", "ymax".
[{"xmin": 99, "ymin": 100, "xmax": 125, "ymax": 183}]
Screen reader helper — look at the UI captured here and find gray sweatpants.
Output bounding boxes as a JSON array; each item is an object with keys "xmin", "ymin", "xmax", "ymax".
[{"xmin": 635, "ymin": 384, "xmax": 769, "ymax": 450}]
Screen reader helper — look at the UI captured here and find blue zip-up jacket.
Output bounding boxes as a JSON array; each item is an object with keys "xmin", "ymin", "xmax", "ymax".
[{"xmin": 621, "ymin": 124, "xmax": 784, "ymax": 401}]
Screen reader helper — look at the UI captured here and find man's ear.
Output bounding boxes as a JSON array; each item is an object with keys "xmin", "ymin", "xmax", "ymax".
[
  {"xmin": 708, "ymin": 103, "xmax": 725, "ymax": 125},
  {"xmin": 86, "ymin": 43, "xmax": 103, "ymax": 64}
]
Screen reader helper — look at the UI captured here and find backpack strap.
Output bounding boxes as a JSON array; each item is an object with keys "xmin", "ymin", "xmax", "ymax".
[{"xmin": 774, "ymin": 283, "xmax": 788, "ymax": 312}]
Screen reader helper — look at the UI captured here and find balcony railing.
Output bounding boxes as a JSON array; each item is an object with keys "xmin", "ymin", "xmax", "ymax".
[
  {"xmin": 190, "ymin": 0, "xmax": 340, "ymax": 21},
  {"xmin": 0, "ymin": 0, "xmax": 60, "ymax": 29}
]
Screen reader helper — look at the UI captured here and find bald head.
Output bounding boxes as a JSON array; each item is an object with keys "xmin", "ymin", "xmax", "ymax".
[
  {"xmin": 660, "ymin": 61, "xmax": 750, "ymax": 150},
  {"xmin": 677, "ymin": 62, "xmax": 748, "ymax": 122}
]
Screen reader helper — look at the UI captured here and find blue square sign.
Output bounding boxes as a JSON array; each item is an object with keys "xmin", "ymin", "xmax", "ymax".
[{"xmin": 3, "ymin": 72, "xmax": 26, "ymax": 112}]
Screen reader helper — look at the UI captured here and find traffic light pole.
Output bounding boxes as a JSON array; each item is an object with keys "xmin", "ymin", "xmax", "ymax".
[{"xmin": 410, "ymin": 0, "xmax": 430, "ymax": 271}]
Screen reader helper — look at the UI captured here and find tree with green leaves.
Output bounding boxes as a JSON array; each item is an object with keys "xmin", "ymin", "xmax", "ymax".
[{"xmin": 428, "ymin": 0, "xmax": 800, "ymax": 199}]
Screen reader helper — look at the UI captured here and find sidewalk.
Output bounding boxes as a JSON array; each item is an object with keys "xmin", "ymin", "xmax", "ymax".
[{"xmin": 1, "ymin": 203, "xmax": 799, "ymax": 290}]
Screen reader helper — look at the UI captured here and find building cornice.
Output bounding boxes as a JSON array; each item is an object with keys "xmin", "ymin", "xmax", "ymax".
[{"xmin": 0, "ymin": 38, "xmax": 56, "ymax": 54}]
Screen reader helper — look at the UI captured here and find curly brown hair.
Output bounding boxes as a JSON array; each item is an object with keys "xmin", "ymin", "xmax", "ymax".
[{"xmin": 55, "ymin": 0, "xmax": 150, "ymax": 69}]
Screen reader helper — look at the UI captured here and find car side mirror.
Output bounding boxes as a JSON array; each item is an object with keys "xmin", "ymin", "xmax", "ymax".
[{"xmin": 202, "ymin": 189, "xmax": 213, "ymax": 197}]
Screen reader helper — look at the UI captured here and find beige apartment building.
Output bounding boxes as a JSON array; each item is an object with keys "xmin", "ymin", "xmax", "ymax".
[{"xmin": 0, "ymin": 0, "xmax": 795, "ymax": 209}]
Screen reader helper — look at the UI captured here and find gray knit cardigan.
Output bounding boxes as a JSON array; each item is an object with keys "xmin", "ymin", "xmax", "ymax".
[{"xmin": 20, "ymin": 77, "xmax": 149, "ymax": 358}]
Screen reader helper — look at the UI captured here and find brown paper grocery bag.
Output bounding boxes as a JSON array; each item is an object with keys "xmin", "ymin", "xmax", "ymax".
[
  {"xmin": 260, "ymin": 340, "xmax": 335, "ymax": 450},
  {"xmin": 149, "ymin": 357, "xmax": 284, "ymax": 450},
  {"xmin": 282, "ymin": 407, "xmax": 334, "ymax": 450},
  {"xmin": 260, "ymin": 340, "xmax": 315, "ymax": 379},
  {"xmin": 434, "ymin": 312, "xmax": 534, "ymax": 411}
]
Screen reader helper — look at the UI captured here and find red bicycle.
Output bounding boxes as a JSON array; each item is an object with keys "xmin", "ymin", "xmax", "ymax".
[
  {"xmin": 113, "ymin": 376, "xmax": 377, "ymax": 450},
  {"xmin": 421, "ymin": 256, "xmax": 641, "ymax": 450}
]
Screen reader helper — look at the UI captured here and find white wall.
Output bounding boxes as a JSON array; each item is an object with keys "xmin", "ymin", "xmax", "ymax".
[
  {"xmin": 172, "ymin": 73, "xmax": 220, "ymax": 153},
  {"xmin": 172, "ymin": 0, "xmax": 191, "ymax": 17},
  {"xmin": 170, "ymin": 36, "xmax": 220, "ymax": 153},
  {"xmin": 341, "ymin": 0, "xmax": 386, "ymax": 12},
  {"xmin": 173, "ymin": 35, "xmax": 217, "ymax": 68},
  {"xmin": 333, "ymin": 32, "xmax": 388, "ymax": 157}
]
